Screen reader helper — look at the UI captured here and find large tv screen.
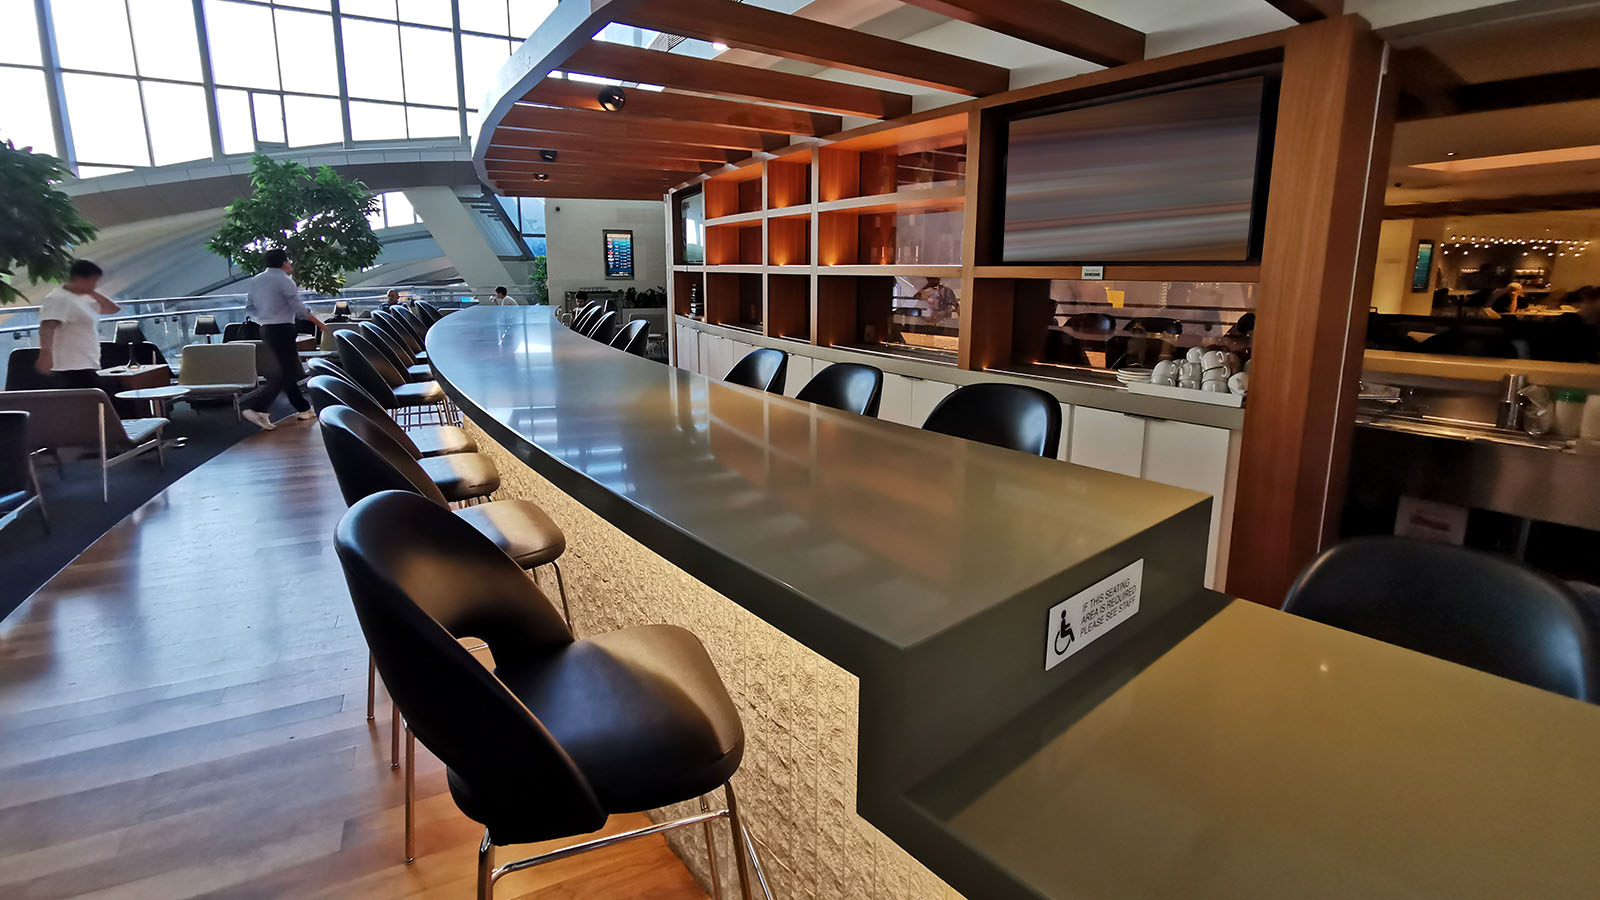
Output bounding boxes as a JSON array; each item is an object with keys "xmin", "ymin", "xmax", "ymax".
[{"xmin": 1000, "ymin": 76, "xmax": 1275, "ymax": 265}]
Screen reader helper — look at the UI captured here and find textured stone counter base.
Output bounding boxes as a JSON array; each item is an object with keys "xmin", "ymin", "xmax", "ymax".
[{"xmin": 463, "ymin": 420, "xmax": 965, "ymax": 900}]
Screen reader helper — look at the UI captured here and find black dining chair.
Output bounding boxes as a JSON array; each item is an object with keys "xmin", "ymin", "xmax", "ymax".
[
  {"xmin": 359, "ymin": 321, "xmax": 432, "ymax": 381},
  {"xmin": 0, "ymin": 411, "xmax": 49, "ymax": 534},
  {"xmin": 1283, "ymin": 537, "xmax": 1600, "ymax": 701},
  {"xmin": 334, "ymin": 490, "xmax": 758, "ymax": 899},
  {"xmin": 796, "ymin": 362, "xmax": 883, "ymax": 417},
  {"xmin": 414, "ymin": 300, "xmax": 441, "ymax": 324},
  {"xmin": 393, "ymin": 305, "xmax": 431, "ymax": 340},
  {"xmin": 223, "ymin": 319, "xmax": 262, "ymax": 343},
  {"xmin": 321, "ymin": 403, "xmax": 498, "ymax": 505},
  {"xmin": 608, "ymin": 319, "xmax": 649, "ymax": 356},
  {"xmin": 570, "ymin": 303, "xmax": 600, "ymax": 335},
  {"xmin": 376, "ymin": 309, "xmax": 427, "ymax": 356},
  {"xmin": 306, "ymin": 374, "xmax": 476, "ymax": 458},
  {"xmin": 305, "ymin": 356, "xmax": 350, "ymax": 384},
  {"xmin": 335, "ymin": 330, "xmax": 454, "ymax": 427},
  {"xmin": 725, "ymin": 348, "xmax": 787, "ymax": 395},
  {"xmin": 584, "ymin": 310, "xmax": 618, "ymax": 343},
  {"xmin": 921, "ymin": 382, "xmax": 1062, "ymax": 458}
]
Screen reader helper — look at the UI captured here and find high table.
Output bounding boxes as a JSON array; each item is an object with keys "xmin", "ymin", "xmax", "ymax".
[{"xmin": 427, "ymin": 306, "xmax": 1600, "ymax": 900}]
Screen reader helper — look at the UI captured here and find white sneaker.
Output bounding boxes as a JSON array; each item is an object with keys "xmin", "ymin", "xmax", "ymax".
[
  {"xmin": 295, "ymin": 410, "xmax": 315, "ymax": 421},
  {"xmin": 243, "ymin": 409, "xmax": 277, "ymax": 430}
]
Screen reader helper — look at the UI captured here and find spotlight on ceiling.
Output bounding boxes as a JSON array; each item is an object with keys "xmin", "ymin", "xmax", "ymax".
[
  {"xmin": 711, "ymin": 41, "xmax": 729, "ymax": 52},
  {"xmin": 534, "ymin": 173, "xmax": 550, "ymax": 182},
  {"xmin": 539, "ymin": 149, "xmax": 558, "ymax": 162},
  {"xmin": 598, "ymin": 85, "xmax": 627, "ymax": 112}
]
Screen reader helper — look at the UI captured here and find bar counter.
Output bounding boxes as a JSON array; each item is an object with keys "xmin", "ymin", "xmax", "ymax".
[{"xmin": 428, "ymin": 306, "xmax": 1600, "ymax": 900}]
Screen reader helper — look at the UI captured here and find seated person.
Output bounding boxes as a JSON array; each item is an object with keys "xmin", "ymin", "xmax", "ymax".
[{"xmin": 1490, "ymin": 282, "xmax": 1526, "ymax": 315}]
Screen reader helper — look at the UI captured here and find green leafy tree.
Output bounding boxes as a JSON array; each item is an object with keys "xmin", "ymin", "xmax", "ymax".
[
  {"xmin": 0, "ymin": 140, "xmax": 98, "ymax": 305},
  {"xmin": 528, "ymin": 254, "xmax": 549, "ymax": 305},
  {"xmin": 208, "ymin": 154, "xmax": 381, "ymax": 295}
]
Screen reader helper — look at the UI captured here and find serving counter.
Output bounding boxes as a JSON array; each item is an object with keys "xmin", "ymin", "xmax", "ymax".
[{"xmin": 428, "ymin": 306, "xmax": 1600, "ymax": 900}]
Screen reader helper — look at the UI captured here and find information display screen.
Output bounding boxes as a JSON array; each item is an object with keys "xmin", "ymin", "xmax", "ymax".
[{"xmin": 604, "ymin": 229, "xmax": 634, "ymax": 279}]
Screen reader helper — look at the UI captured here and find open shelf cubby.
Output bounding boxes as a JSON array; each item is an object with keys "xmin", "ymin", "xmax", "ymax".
[
  {"xmin": 673, "ymin": 270, "xmax": 705, "ymax": 320},
  {"xmin": 766, "ymin": 274, "xmax": 810, "ymax": 342},
  {"xmin": 768, "ymin": 157, "xmax": 811, "ymax": 210},
  {"xmin": 768, "ymin": 216, "xmax": 811, "ymax": 266},
  {"xmin": 706, "ymin": 221, "xmax": 764, "ymax": 266},
  {"xmin": 705, "ymin": 271, "xmax": 763, "ymax": 333},
  {"xmin": 703, "ymin": 166, "xmax": 763, "ymax": 218}
]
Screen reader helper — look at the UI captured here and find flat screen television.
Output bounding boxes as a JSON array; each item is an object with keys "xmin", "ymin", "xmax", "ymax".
[
  {"xmin": 999, "ymin": 75, "xmax": 1276, "ymax": 265},
  {"xmin": 680, "ymin": 191, "xmax": 705, "ymax": 265}
]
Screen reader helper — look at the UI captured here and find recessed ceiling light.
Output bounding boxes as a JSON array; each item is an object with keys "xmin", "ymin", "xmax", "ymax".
[
  {"xmin": 711, "ymin": 41, "xmax": 729, "ymax": 52},
  {"xmin": 598, "ymin": 85, "xmax": 627, "ymax": 112}
]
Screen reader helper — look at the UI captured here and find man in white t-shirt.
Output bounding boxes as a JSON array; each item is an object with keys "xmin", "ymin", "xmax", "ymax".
[{"xmin": 36, "ymin": 259, "xmax": 121, "ymax": 389}]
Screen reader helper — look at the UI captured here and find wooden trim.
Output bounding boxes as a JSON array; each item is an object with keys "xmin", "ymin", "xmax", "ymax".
[
  {"xmin": 616, "ymin": 0, "xmax": 1011, "ymax": 96},
  {"xmin": 1228, "ymin": 14, "xmax": 1393, "ymax": 606},
  {"xmin": 487, "ymin": 160, "xmax": 701, "ymax": 180},
  {"xmin": 1263, "ymin": 0, "xmax": 1342, "ymax": 23},
  {"xmin": 962, "ymin": 278, "xmax": 1015, "ymax": 371},
  {"xmin": 897, "ymin": 0, "xmax": 1144, "ymax": 67},
  {"xmin": 520, "ymin": 80, "xmax": 843, "ymax": 136},
  {"xmin": 1384, "ymin": 192, "xmax": 1600, "ymax": 219},
  {"xmin": 501, "ymin": 104, "xmax": 784, "ymax": 152},
  {"xmin": 489, "ymin": 131, "xmax": 741, "ymax": 164},
  {"xmin": 493, "ymin": 184, "xmax": 667, "ymax": 200},
  {"xmin": 484, "ymin": 143, "xmax": 723, "ymax": 171},
  {"xmin": 561, "ymin": 40, "xmax": 913, "ymax": 120},
  {"xmin": 972, "ymin": 264, "xmax": 1261, "ymax": 282}
]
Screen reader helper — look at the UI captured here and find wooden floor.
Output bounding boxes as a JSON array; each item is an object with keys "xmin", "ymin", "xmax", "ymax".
[{"xmin": 0, "ymin": 422, "xmax": 709, "ymax": 900}]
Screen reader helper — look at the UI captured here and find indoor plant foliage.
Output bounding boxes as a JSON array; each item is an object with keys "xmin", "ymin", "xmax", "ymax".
[
  {"xmin": 208, "ymin": 154, "xmax": 381, "ymax": 295},
  {"xmin": 529, "ymin": 254, "xmax": 549, "ymax": 304},
  {"xmin": 0, "ymin": 140, "xmax": 98, "ymax": 305}
]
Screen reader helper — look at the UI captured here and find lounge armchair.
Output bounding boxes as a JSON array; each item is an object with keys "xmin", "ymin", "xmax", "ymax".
[
  {"xmin": 176, "ymin": 343, "xmax": 258, "ymax": 420},
  {"xmin": 0, "ymin": 389, "xmax": 166, "ymax": 501}
]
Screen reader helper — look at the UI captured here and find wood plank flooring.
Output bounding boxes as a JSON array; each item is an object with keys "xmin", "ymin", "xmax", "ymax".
[{"xmin": 0, "ymin": 422, "xmax": 709, "ymax": 899}]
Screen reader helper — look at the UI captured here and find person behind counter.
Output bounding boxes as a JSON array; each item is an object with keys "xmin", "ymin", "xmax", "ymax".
[{"xmin": 1491, "ymin": 282, "xmax": 1526, "ymax": 315}]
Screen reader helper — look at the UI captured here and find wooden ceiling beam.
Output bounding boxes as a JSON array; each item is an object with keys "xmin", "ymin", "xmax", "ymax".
[
  {"xmin": 561, "ymin": 41, "xmax": 912, "ymax": 119},
  {"xmin": 486, "ymin": 135, "xmax": 739, "ymax": 166},
  {"xmin": 1263, "ymin": 0, "xmax": 1342, "ymax": 23},
  {"xmin": 615, "ymin": 0, "xmax": 1010, "ymax": 95},
  {"xmin": 486, "ymin": 160, "xmax": 699, "ymax": 181},
  {"xmin": 495, "ymin": 184, "xmax": 667, "ymax": 201},
  {"xmin": 1384, "ymin": 192, "xmax": 1600, "ymax": 219},
  {"xmin": 896, "ymin": 0, "xmax": 1144, "ymax": 68},
  {"xmin": 485, "ymin": 147, "xmax": 716, "ymax": 173},
  {"xmin": 501, "ymin": 104, "xmax": 785, "ymax": 152},
  {"xmin": 521, "ymin": 80, "xmax": 843, "ymax": 136}
]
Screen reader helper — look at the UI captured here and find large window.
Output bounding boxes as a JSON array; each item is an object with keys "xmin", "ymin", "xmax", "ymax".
[
  {"xmin": 0, "ymin": 0, "xmax": 556, "ymax": 175},
  {"xmin": 497, "ymin": 195, "xmax": 546, "ymax": 256}
]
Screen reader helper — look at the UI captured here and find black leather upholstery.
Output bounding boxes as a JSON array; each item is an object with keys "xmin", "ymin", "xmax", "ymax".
[
  {"xmin": 0, "ymin": 411, "xmax": 33, "ymax": 504},
  {"xmin": 375, "ymin": 309, "xmax": 426, "ymax": 356},
  {"xmin": 418, "ymin": 453, "xmax": 501, "ymax": 502},
  {"xmin": 318, "ymin": 406, "xmax": 559, "ymax": 566},
  {"xmin": 336, "ymin": 331, "xmax": 442, "ymax": 409},
  {"xmin": 359, "ymin": 322, "xmax": 429, "ymax": 381},
  {"xmin": 921, "ymin": 382, "xmax": 1062, "ymax": 458},
  {"xmin": 305, "ymin": 357, "xmax": 350, "ymax": 384},
  {"xmin": 414, "ymin": 301, "xmax": 442, "ymax": 325},
  {"xmin": 725, "ymin": 347, "xmax": 787, "ymax": 395},
  {"xmin": 393, "ymin": 306, "xmax": 431, "ymax": 341},
  {"xmin": 1283, "ymin": 537, "xmax": 1600, "ymax": 701},
  {"xmin": 335, "ymin": 491, "xmax": 742, "ymax": 844},
  {"xmin": 306, "ymin": 375, "xmax": 475, "ymax": 458},
  {"xmin": 570, "ymin": 304, "xmax": 600, "ymax": 336},
  {"xmin": 797, "ymin": 363, "xmax": 883, "ymax": 417},
  {"xmin": 609, "ymin": 319, "xmax": 649, "ymax": 356},
  {"xmin": 585, "ymin": 310, "xmax": 617, "ymax": 343}
]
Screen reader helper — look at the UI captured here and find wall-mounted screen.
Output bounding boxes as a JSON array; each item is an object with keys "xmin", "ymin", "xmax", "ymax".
[
  {"xmin": 1411, "ymin": 239, "xmax": 1435, "ymax": 292},
  {"xmin": 680, "ymin": 191, "xmax": 705, "ymax": 264},
  {"xmin": 604, "ymin": 229, "xmax": 634, "ymax": 279},
  {"xmin": 1000, "ymin": 75, "xmax": 1275, "ymax": 265}
]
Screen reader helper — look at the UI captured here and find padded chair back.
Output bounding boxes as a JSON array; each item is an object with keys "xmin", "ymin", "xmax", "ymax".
[
  {"xmin": 570, "ymin": 303, "xmax": 600, "ymax": 335},
  {"xmin": 725, "ymin": 347, "xmax": 787, "ymax": 395},
  {"xmin": 334, "ymin": 491, "xmax": 601, "ymax": 841},
  {"xmin": 585, "ymin": 310, "xmax": 617, "ymax": 342},
  {"xmin": 415, "ymin": 300, "xmax": 442, "ymax": 324},
  {"xmin": 0, "ymin": 389, "xmax": 136, "ymax": 453},
  {"xmin": 307, "ymin": 375, "xmax": 419, "ymax": 454},
  {"xmin": 797, "ymin": 363, "xmax": 884, "ymax": 417},
  {"xmin": 1124, "ymin": 316, "xmax": 1183, "ymax": 336},
  {"xmin": 318, "ymin": 405, "xmax": 440, "ymax": 505},
  {"xmin": 336, "ymin": 331, "xmax": 402, "ymax": 405},
  {"xmin": 394, "ymin": 305, "xmax": 430, "ymax": 339},
  {"xmin": 0, "ymin": 411, "xmax": 30, "ymax": 496},
  {"xmin": 5, "ymin": 348, "xmax": 52, "ymax": 391},
  {"xmin": 223, "ymin": 320, "xmax": 261, "ymax": 342},
  {"xmin": 113, "ymin": 320, "xmax": 146, "ymax": 346},
  {"xmin": 177, "ymin": 342, "xmax": 257, "ymax": 386},
  {"xmin": 305, "ymin": 356, "xmax": 352, "ymax": 384},
  {"xmin": 358, "ymin": 322, "xmax": 414, "ymax": 375},
  {"xmin": 609, "ymin": 319, "xmax": 649, "ymax": 356},
  {"xmin": 375, "ymin": 310, "xmax": 424, "ymax": 354},
  {"xmin": 1283, "ymin": 537, "xmax": 1600, "ymax": 701},
  {"xmin": 922, "ymin": 383, "xmax": 1062, "ymax": 458}
]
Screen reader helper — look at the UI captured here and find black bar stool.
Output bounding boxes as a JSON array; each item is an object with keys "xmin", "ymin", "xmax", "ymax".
[
  {"xmin": 725, "ymin": 348, "xmax": 787, "ymax": 395},
  {"xmin": 393, "ymin": 305, "xmax": 431, "ymax": 339},
  {"xmin": 334, "ymin": 490, "xmax": 762, "ymax": 900},
  {"xmin": 796, "ymin": 362, "xmax": 883, "ymax": 417},
  {"xmin": 335, "ymin": 330, "xmax": 454, "ymax": 427},
  {"xmin": 375, "ymin": 309, "xmax": 428, "ymax": 360},
  {"xmin": 921, "ymin": 382, "xmax": 1061, "ymax": 458},
  {"xmin": 609, "ymin": 319, "xmax": 649, "ymax": 356},
  {"xmin": 307, "ymin": 374, "xmax": 476, "ymax": 458},
  {"xmin": 1284, "ymin": 537, "xmax": 1600, "ymax": 700},
  {"xmin": 414, "ymin": 300, "xmax": 442, "ymax": 325},
  {"xmin": 358, "ymin": 321, "xmax": 432, "ymax": 381},
  {"xmin": 584, "ymin": 310, "xmax": 618, "ymax": 343}
]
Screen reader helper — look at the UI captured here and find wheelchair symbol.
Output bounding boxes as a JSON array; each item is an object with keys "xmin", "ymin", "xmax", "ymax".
[{"xmin": 1054, "ymin": 611, "xmax": 1076, "ymax": 655}]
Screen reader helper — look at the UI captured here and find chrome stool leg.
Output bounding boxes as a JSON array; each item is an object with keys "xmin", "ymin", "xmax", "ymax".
[
  {"xmin": 405, "ymin": 724, "xmax": 416, "ymax": 864},
  {"xmin": 477, "ymin": 831, "xmax": 496, "ymax": 900},
  {"xmin": 725, "ymin": 781, "xmax": 758, "ymax": 900},
  {"xmin": 366, "ymin": 654, "xmax": 375, "ymax": 721},
  {"xmin": 391, "ymin": 705, "xmax": 400, "ymax": 768},
  {"xmin": 700, "ymin": 794, "xmax": 723, "ymax": 900},
  {"xmin": 550, "ymin": 561, "xmax": 572, "ymax": 627}
]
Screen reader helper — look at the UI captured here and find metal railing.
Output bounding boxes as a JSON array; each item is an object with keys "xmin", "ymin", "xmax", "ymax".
[{"xmin": 0, "ymin": 284, "xmax": 544, "ymax": 364}]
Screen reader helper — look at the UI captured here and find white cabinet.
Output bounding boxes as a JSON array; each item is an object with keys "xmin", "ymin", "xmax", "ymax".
[
  {"xmin": 709, "ymin": 336, "xmax": 734, "ymax": 381},
  {"xmin": 675, "ymin": 323, "xmax": 699, "ymax": 373},
  {"xmin": 783, "ymin": 353, "xmax": 813, "ymax": 398},
  {"xmin": 727, "ymin": 339, "xmax": 754, "ymax": 371},
  {"xmin": 1055, "ymin": 403, "xmax": 1074, "ymax": 462},
  {"xmin": 878, "ymin": 373, "xmax": 915, "ymax": 425},
  {"xmin": 1068, "ymin": 407, "xmax": 1145, "ymax": 477},
  {"xmin": 909, "ymin": 379, "xmax": 956, "ymax": 427}
]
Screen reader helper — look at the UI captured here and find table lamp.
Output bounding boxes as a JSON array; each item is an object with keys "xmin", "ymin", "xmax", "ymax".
[{"xmin": 193, "ymin": 315, "xmax": 221, "ymax": 343}]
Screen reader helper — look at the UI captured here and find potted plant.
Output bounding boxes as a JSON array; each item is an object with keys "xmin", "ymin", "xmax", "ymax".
[
  {"xmin": 0, "ymin": 140, "xmax": 98, "ymax": 305},
  {"xmin": 208, "ymin": 154, "xmax": 381, "ymax": 293}
]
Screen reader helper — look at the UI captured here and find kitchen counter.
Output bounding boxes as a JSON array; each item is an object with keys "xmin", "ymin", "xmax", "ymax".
[{"xmin": 429, "ymin": 306, "xmax": 1600, "ymax": 900}]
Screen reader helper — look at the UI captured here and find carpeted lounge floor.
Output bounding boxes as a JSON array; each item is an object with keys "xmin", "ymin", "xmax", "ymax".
[{"xmin": 0, "ymin": 396, "xmax": 298, "ymax": 617}]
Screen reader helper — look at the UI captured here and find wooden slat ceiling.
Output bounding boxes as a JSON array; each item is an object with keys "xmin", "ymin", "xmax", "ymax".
[{"xmin": 473, "ymin": 0, "xmax": 1344, "ymax": 199}]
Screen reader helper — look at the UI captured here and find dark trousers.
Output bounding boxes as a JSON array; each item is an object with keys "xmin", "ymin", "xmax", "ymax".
[
  {"xmin": 248, "ymin": 323, "xmax": 308, "ymax": 413},
  {"xmin": 55, "ymin": 370, "xmax": 102, "ymax": 390}
]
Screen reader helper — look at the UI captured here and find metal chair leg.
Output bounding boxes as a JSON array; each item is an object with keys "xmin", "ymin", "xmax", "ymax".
[
  {"xmin": 478, "ymin": 831, "xmax": 496, "ymax": 900},
  {"xmin": 391, "ymin": 705, "xmax": 400, "ymax": 768},
  {"xmin": 725, "ymin": 782, "xmax": 757, "ymax": 900},
  {"xmin": 405, "ymin": 725, "xmax": 416, "ymax": 864},
  {"xmin": 551, "ymin": 561, "xmax": 571, "ymax": 627},
  {"xmin": 366, "ymin": 654, "xmax": 376, "ymax": 721},
  {"xmin": 700, "ymin": 794, "xmax": 723, "ymax": 900}
]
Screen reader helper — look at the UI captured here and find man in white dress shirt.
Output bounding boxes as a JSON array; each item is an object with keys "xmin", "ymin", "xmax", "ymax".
[
  {"xmin": 240, "ymin": 248, "xmax": 330, "ymax": 430},
  {"xmin": 36, "ymin": 259, "xmax": 120, "ymax": 389}
]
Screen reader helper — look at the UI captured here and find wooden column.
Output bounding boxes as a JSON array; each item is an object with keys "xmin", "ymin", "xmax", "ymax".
[{"xmin": 1228, "ymin": 15, "xmax": 1395, "ymax": 605}]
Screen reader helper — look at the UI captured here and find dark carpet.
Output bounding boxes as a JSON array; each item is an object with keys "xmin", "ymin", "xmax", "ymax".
[{"xmin": 0, "ymin": 395, "xmax": 298, "ymax": 619}]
